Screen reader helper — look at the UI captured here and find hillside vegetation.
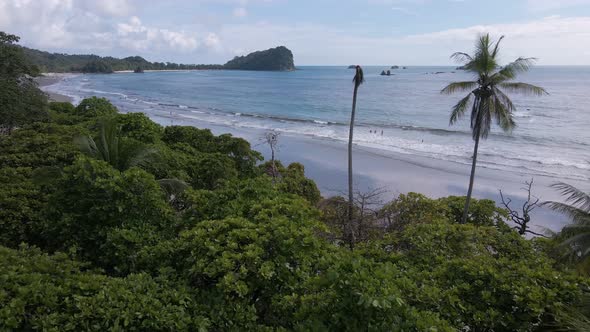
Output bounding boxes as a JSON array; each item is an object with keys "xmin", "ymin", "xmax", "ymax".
[
  {"xmin": 224, "ymin": 46, "xmax": 295, "ymax": 71},
  {"xmin": 22, "ymin": 46, "xmax": 294, "ymax": 73}
]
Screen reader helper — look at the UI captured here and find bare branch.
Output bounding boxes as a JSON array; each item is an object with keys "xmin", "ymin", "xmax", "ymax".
[{"xmin": 499, "ymin": 178, "xmax": 541, "ymax": 236}]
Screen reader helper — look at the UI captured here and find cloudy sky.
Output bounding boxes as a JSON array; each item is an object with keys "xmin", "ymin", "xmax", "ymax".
[{"xmin": 1, "ymin": 0, "xmax": 590, "ymax": 65}]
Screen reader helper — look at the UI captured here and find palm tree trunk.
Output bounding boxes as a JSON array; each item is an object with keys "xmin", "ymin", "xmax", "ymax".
[
  {"xmin": 347, "ymin": 84, "xmax": 359, "ymax": 249},
  {"xmin": 461, "ymin": 127, "xmax": 480, "ymax": 224}
]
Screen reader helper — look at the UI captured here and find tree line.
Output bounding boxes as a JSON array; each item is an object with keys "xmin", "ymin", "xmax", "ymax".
[{"xmin": 21, "ymin": 47, "xmax": 224, "ymax": 73}]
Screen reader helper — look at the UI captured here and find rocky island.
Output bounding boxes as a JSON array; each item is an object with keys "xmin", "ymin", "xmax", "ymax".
[{"xmin": 224, "ymin": 46, "xmax": 295, "ymax": 71}]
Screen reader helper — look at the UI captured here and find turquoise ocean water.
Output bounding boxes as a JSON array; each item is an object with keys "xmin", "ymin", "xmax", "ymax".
[{"xmin": 47, "ymin": 66, "xmax": 590, "ymax": 181}]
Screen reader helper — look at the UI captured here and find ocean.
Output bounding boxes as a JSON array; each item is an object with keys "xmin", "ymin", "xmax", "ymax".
[{"xmin": 46, "ymin": 66, "xmax": 590, "ymax": 182}]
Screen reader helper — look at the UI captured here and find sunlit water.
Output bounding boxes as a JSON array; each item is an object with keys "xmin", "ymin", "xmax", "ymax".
[{"xmin": 47, "ymin": 66, "xmax": 590, "ymax": 181}]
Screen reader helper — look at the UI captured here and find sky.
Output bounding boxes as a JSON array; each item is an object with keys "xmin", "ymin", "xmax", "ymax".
[{"xmin": 1, "ymin": 0, "xmax": 590, "ymax": 65}]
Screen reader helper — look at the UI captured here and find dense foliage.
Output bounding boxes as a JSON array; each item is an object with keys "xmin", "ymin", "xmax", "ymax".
[
  {"xmin": 0, "ymin": 96, "xmax": 587, "ymax": 330},
  {"xmin": 0, "ymin": 32, "xmax": 48, "ymax": 134}
]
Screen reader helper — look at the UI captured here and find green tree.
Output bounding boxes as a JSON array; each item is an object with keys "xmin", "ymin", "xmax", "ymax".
[
  {"xmin": 117, "ymin": 112, "xmax": 163, "ymax": 143},
  {"xmin": 146, "ymin": 199, "xmax": 330, "ymax": 329},
  {"xmin": 44, "ymin": 156, "xmax": 174, "ymax": 273},
  {"xmin": 0, "ymin": 168, "xmax": 45, "ymax": 248},
  {"xmin": 263, "ymin": 161, "xmax": 322, "ymax": 205},
  {"xmin": 0, "ymin": 245, "xmax": 209, "ymax": 331},
  {"xmin": 0, "ymin": 122, "xmax": 83, "ymax": 169},
  {"xmin": 0, "ymin": 32, "xmax": 47, "ymax": 134},
  {"xmin": 162, "ymin": 126, "xmax": 262, "ymax": 177},
  {"xmin": 362, "ymin": 220, "xmax": 586, "ymax": 331},
  {"xmin": 347, "ymin": 65, "xmax": 364, "ymax": 249},
  {"xmin": 442, "ymin": 34, "xmax": 546, "ymax": 224},
  {"xmin": 74, "ymin": 97, "xmax": 118, "ymax": 118}
]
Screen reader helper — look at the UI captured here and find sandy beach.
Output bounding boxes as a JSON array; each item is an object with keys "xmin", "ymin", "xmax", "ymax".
[
  {"xmin": 36, "ymin": 74, "xmax": 74, "ymax": 102},
  {"xmin": 146, "ymin": 112, "xmax": 575, "ymax": 233}
]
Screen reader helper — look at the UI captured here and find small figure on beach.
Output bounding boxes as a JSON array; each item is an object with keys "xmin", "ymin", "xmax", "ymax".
[{"xmin": 381, "ymin": 130, "xmax": 383, "ymax": 136}]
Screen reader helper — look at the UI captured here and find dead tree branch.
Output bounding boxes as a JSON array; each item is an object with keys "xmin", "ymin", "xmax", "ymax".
[{"xmin": 499, "ymin": 178, "xmax": 546, "ymax": 237}]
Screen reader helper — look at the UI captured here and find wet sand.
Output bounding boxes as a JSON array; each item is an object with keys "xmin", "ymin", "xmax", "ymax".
[{"xmin": 36, "ymin": 74, "xmax": 73, "ymax": 102}]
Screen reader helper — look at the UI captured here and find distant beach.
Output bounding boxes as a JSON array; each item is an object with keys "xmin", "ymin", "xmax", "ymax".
[{"xmin": 36, "ymin": 74, "xmax": 74, "ymax": 102}]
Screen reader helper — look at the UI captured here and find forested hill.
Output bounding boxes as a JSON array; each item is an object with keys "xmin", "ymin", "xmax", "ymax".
[
  {"xmin": 224, "ymin": 46, "xmax": 295, "ymax": 71},
  {"xmin": 21, "ymin": 47, "xmax": 223, "ymax": 73},
  {"xmin": 21, "ymin": 45, "xmax": 295, "ymax": 73}
]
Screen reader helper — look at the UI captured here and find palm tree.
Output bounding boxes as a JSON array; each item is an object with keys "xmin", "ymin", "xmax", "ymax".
[
  {"xmin": 347, "ymin": 65, "xmax": 364, "ymax": 249},
  {"xmin": 544, "ymin": 182, "xmax": 590, "ymax": 262},
  {"xmin": 76, "ymin": 118, "xmax": 189, "ymax": 204},
  {"xmin": 442, "ymin": 34, "xmax": 546, "ymax": 224},
  {"xmin": 76, "ymin": 118, "xmax": 155, "ymax": 171}
]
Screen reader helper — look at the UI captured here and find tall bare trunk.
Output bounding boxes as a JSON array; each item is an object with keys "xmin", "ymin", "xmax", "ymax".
[
  {"xmin": 271, "ymin": 150, "xmax": 276, "ymax": 184},
  {"xmin": 461, "ymin": 127, "xmax": 480, "ymax": 224},
  {"xmin": 347, "ymin": 84, "xmax": 359, "ymax": 249}
]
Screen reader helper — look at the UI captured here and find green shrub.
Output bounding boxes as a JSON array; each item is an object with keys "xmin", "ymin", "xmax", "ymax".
[
  {"xmin": 44, "ymin": 156, "xmax": 174, "ymax": 273},
  {"xmin": 0, "ymin": 245, "xmax": 209, "ymax": 331},
  {"xmin": 75, "ymin": 97, "xmax": 118, "ymax": 118},
  {"xmin": 117, "ymin": 112, "xmax": 163, "ymax": 143}
]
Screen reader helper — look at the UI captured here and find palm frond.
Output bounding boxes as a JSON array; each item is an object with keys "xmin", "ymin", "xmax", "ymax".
[
  {"xmin": 493, "ymin": 57, "xmax": 538, "ymax": 82},
  {"xmin": 491, "ymin": 88, "xmax": 516, "ymax": 133},
  {"xmin": 76, "ymin": 118, "xmax": 158, "ymax": 171},
  {"xmin": 449, "ymin": 93, "xmax": 472, "ymax": 125},
  {"xmin": 451, "ymin": 52, "xmax": 473, "ymax": 64},
  {"xmin": 559, "ymin": 232, "xmax": 590, "ymax": 250},
  {"xmin": 499, "ymin": 82, "xmax": 547, "ymax": 96},
  {"xmin": 441, "ymin": 81, "xmax": 477, "ymax": 95},
  {"xmin": 74, "ymin": 135, "xmax": 99, "ymax": 157},
  {"xmin": 551, "ymin": 182, "xmax": 590, "ymax": 211},
  {"xmin": 543, "ymin": 201, "xmax": 590, "ymax": 224},
  {"xmin": 473, "ymin": 33, "xmax": 499, "ymax": 75},
  {"xmin": 125, "ymin": 145, "xmax": 158, "ymax": 170},
  {"xmin": 491, "ymin": 35, "xmax": 505, "ymax": 58},
  {"xmin": 158, "ymin": 178, "xmax": 189, "ymax": 198}
]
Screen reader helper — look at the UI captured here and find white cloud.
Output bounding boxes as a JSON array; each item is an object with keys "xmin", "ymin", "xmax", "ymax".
[
  {"xmin": 233, "ymin": 7, "xmax": 248, "ymax": 17},
  {"xmin": 204, "ymin": 32, "xmax": 221, "ymax": 49},
  {"xmin": 116, "ymin": 16, "xmax": 198, "ymax": 52},
  {"xmin": 0, "ymin": 0, "xmax": 214, "ymax": 58}
]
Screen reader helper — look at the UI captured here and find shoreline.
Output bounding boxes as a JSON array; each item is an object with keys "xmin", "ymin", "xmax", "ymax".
[
  {"xmin": 36, "ymin": 74, "xmax": 74, "ymax": 102},
  {"xmin": 39, "ymin": 74, "xmax": 577, "ymax": 232},
  {"xmin": 149, "ymin": 112, "xmax": 574, "ymax": 233}
]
